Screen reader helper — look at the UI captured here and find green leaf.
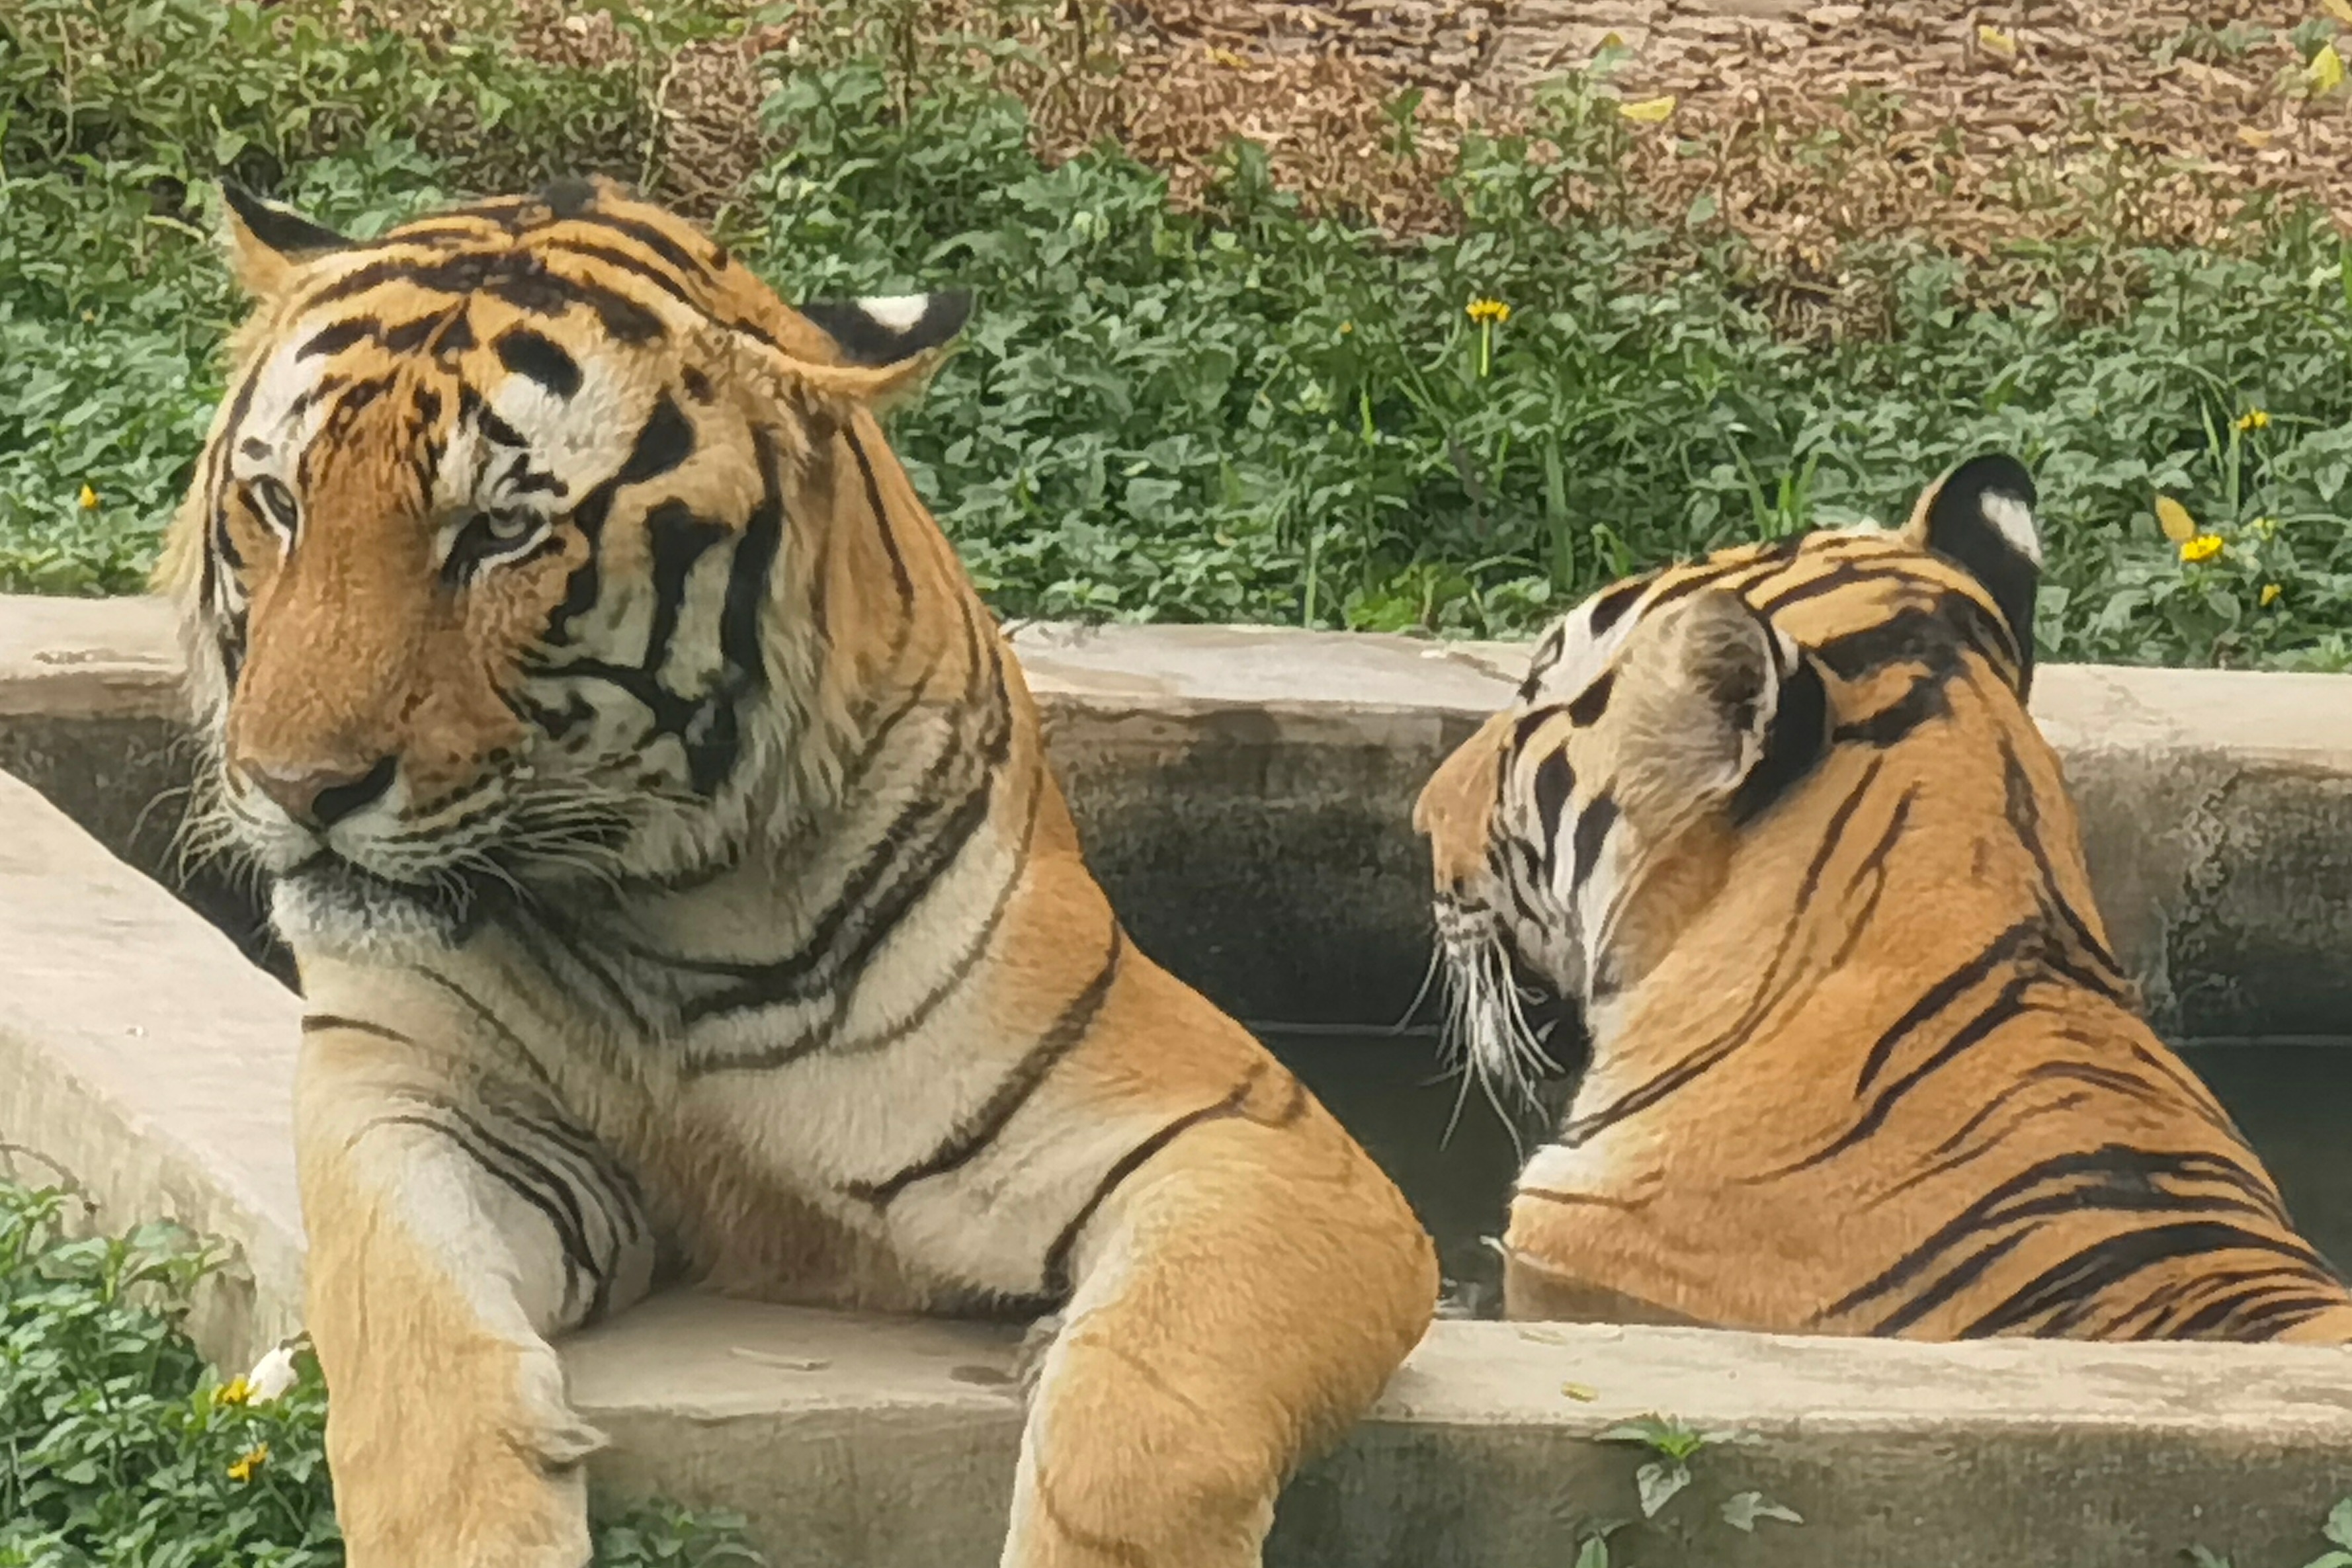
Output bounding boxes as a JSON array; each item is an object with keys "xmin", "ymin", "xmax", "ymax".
[
  {"xmin": 1721, "ymin": 1491, "xmax": 1804, "ymax": 1532},
  {"xmin": 1635, "ymin": 1460, "xmax": 1691, "ymax": 1519}
]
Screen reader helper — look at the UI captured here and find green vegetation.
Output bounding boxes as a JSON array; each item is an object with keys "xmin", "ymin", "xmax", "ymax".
[
  {"xmin": 4, "ymin": 0, "xmax": 2351, "ymax": 669},
  {"xmin": 0, "ymin": 1168, "xmax": 762, "ymax": 1566}
]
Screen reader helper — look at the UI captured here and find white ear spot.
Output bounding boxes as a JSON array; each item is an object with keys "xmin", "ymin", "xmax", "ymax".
[
  {"xmin": 858, "ymin": 294, "xmax": 931, "ymax": 331},
  {"xmin": 1981, "ymin": 491, "xmax": 2042, "ymax": 566}
]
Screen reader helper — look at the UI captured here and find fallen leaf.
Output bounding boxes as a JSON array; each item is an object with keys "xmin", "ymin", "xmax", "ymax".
[
  {"xmin": 2326, "ymin": 0, "xmax": 2352, "ymax": 24},
  {"xmin": 2156, "ymin": 495, "xmax": 2198, "ymax": 544},
  {"xmin": 2237, "ymin": 126, "xmax": 2273, "ymax": 148},
  {"xmin": 1976, "ymin": 23, "xmax": 2017, "ymax": 58},
  {"xmin": 2309, "ymin": 42, "xmax": 2345, "ymax": 95},
  {"xmin": 1562, "ymin": 1382, "xmax": 1599, "ymax": 1401},
  {"xmin": 730, "ymin": 1347, "xmax": 833, "ymax": 1372},
  {"xmin": 1618, "ymin": 95, "xmax": 1677, "ymax": 123}
]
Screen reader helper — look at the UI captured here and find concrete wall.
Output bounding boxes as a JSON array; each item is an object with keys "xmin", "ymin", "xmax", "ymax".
[
  {"xmin": 7, "ymin": 597, "xmax": 2352, "ymax": 1039},
  {"xmin": 7, "ymin": 595, "xmax": 2352, "ymax": 1565}
]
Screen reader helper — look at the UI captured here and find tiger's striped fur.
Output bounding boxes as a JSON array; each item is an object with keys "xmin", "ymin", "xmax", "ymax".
[
  {"xmin": 1413, "ymin": 454, "xmax": 2352, "ymax": 1342},
  {"xmin": 165, "ymin": 177, "xmax": 1437, "ymax": 1567}
]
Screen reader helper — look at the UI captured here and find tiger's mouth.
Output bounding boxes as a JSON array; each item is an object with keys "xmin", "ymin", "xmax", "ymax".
[
  {"xmin": 273, "ymin": 851, "xmax": 505, "ymax": 956},
  {"xmin": 1432, "ymin": 902, "xmax": 1585, "ymax": 1108}
]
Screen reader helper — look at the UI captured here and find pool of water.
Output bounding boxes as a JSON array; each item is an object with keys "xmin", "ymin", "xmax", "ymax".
[{"xmin": 1264, "ymin": 1030, "xmax": 2352, "ymax": 1322}]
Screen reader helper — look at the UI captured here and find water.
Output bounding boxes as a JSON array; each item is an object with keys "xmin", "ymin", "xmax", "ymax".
[{"xmin": 1263, "ymin": 1030, "xmax": 2352, "ymax": 1320}]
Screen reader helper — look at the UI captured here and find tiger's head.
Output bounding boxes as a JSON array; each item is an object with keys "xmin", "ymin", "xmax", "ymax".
[
  {"xmin": 1414, "ymin": 454, "xmax": 2042, "ymax": 1099},
  {"xmin": 163, "ymin": 178, "xmax": 972, "ymax": 959}
]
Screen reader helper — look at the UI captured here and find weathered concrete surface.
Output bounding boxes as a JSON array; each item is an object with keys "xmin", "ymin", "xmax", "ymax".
[
  {"xmin": 571, "ymin": 1290, "xmax": 2352, "ymax": 1568},
  {"xmin": 7, "ymin": 608, "xmax": 2352, "ymax": 1563},
  {"xmin": 5, "ymin": 596, "xmax": 2352, "ymax": 1035},
  {"xmin": 0, "ymin": 766, "xmax": 306, "ymax": 1372}
]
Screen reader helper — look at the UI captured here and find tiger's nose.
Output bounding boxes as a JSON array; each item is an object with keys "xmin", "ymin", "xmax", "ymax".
[{"xmin": 243, "ymin": 755, "xmax": 398, "ymax": 829}]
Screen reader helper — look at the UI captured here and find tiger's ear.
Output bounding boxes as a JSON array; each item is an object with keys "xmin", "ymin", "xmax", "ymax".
[
  {"xmin": 795, "ymin": 291, "xmax": 974, "ymax": 369},
  {"xmin": 220, "ymin": 181, "xmax": 349, "ymax": 298},
  {"xmin": 1902, "ymin": 451, "xmax": 2040, "ymax": 695},
  {"xmin": 1613, "ymin": 589, "xmax": 1827, "ymax": 831}
]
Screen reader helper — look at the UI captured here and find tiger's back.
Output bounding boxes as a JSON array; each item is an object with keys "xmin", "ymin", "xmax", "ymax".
[{"xmin": 1418, "ymin": 456, "xmax": 2352, "ymax": 1342}]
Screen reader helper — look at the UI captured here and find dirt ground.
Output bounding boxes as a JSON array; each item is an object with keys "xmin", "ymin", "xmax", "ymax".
[
  {"xmin": 1069, "ymin": 0, "xmax": 2352, "ymax": 318},
  {"xmin": 441, "ymin": 0, "xmax": 2352, "ymax": 331}
]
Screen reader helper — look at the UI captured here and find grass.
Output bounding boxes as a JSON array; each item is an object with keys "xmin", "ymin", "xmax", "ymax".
[
  {"xmin": 4, "ymin": 0, "xmax": 2352, "ymax": 669},
  {"xmin": 0, "ymin": 1163, "xmax": 764, "ymax": 1567}
]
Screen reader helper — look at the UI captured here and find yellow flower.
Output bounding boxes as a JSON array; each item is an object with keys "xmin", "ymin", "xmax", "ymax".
[
  {"xmin": 2234, "ymin": 408, "xmax": 2271, "ymax": 432},
  {"xmin": 77, "ymin": 484, "xmax": 99, "ymax": 511},
  {"xmin": 228, "ymin": 1442, "xmax": 270, "ymax": 1482},
  {"xmin": 1466, "ymin": 297, "xmax": 1511, "ymax": 325},
  {"xmin": 2179, "ymin": 534, "xmax": 2224, "ymax": 564},
  {"xmin": 2261, "ymin": 582, "xmax": 2283, "ymax": 607},
  {"xmin": 1339, "ymin": 321, "xmax": 1353, "ymax": 335},
  {"xmin": 1617, "ymin": 95, "xmax": 1677, "ymax": 124},
  {"xmin": 216, "ymin": 1376, "xmax": 252, "ymax": 1407}
]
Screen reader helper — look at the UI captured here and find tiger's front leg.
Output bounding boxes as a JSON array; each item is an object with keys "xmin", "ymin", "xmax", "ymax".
[
  {"xmin": 294, "ymin": 1006, "xmax": 660, "ymax": 1568},
  {"xmin": 1003, "ymin": 1074, "xmax": 1437, "ymax": 1568}
]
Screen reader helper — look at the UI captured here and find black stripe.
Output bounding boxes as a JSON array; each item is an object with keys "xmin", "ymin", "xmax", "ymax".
[
  {"xmin": 1036, "ymin": 1071, "xmax": 1263, "ymax": 1299},
  {"xmin": 301, "ymin": 1014, "xmax": 418, "ymax": 1046},
  {"xmin": 1585, "ymin": 576, "xmax": 1651, "ymax": 638},
  {"xmin": 495, "ymin": 327, "xmax": 583, "ymax": 399},
  {"xmin": 1531, "ymin": 751, "xmax": 1573, "ymax": 850},
  {"xmin": 536, "ymin": 235, "xmax": 701, "ymax": 316},
  {"xmin": 1962, "ymin": 1222, "xmax": 2335, "ymax": 1340},
  {"xmin": 1779, "ymin": 972, "xmax": 2042, "ymax": 1176},
  {"xmin": 1567, "ymin": 794, "xmax": 1617, "ymax": 898},
  {"xmin": 1829, "ymin": 1145, "xmax": 2311, "ymax": 1330},
  {"xmin": 544, "ymin": 392, "xmax": 696, "ymax": 646},
  {"xmin": 407, "ymin": 966, "xmax": 559, "ymax": 1089},
  {"xmin": 1853, "ymin": 919, "xmax": 2038, "ymax": 1093},
  {"xmin": 640, "ymin": 501, "xmax": 726, "ymax": 672},
  {"xmin": 564, "ymin": 210, "xmax": 713, "ymax": 280},
  {"xmin": 1565, "ymin": 670, "xmax": 1614, "ymax": 726},
  {"xmin": 845, "ymin": 927, "xmax": 1125, "ymax": 1205},
  {"xmin": 1560, "ymin": 760, "xmax": 1882, "ymax": 1146},
  {"xmin": 683, "ymin": 763, "xmax": 1048, "ymax": 1076},
  {"xmin": 298, "ymin": 318, "xmax": 375, "ymax": 359},
  {"xmin": 843, "ymin": 424, "xmax": 917, "ymax": 607},
  {"xmin": 362, "ymin": 1110, "xmax": 604, "ymax": 1323}
]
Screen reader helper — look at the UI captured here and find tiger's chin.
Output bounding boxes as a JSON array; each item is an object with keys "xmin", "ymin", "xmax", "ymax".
[{"xmin": 271, "ymin": 856, "xmax": 501, "ymax": 962}]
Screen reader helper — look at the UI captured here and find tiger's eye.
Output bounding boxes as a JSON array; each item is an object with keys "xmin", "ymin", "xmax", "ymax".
[{"xmin": 251, "ymin": 475, "xmax": 299, "ymax": 532}]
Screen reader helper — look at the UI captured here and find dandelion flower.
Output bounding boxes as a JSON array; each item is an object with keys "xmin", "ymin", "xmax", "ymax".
[
  {"xmin": 2261, "ymin": 583, "xmax": 2283, "ymax": 607},
  {"xmin": 77, "ymin": 484, "xmax": 99, "ymax": 511},
  {"xmin": 2234, "ymin": 409, "xmax": 2271, "ymax": 432},
  {"xmin": 2179, "ymin": 534, "xmax": 2224, "ymax": 564},
  {"xmin": 1466, "ymin": 298, "xmax": 1511, "ymax": 325},
  {"xmin": 228, "ymin": 1442, "xmax": 270, "ymax": 1483}
]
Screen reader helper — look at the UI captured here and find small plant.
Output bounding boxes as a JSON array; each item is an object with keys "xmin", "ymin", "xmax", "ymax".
[{"xmin": 0, "ymin": 1167, "xmax": 764, "ymax": 1567}]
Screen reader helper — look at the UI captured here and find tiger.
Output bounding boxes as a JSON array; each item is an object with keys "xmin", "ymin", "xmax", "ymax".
[
  {"xmin": 161, "ymin": 175, "xmax": 1438, "ymax": 1568},
  {"xmin": 1412, "ymin": 453, "xmax": 2352, "ymax": 1342}
]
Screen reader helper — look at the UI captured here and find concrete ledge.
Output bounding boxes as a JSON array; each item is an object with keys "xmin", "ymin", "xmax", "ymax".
[
  {"xmin": 570, "ymin": 1291, "xmax": 2352, "ymax": 1568},
  {"xmin": 0, "ymin": 766, "xmax": 306, "ymax": 1372},
  {"xmin": 9, "ymin": 596, "xmax": 2352, "ymax": 1035},
  {"xmin": 9, "ymin": 604, "xmax": 2352, "ymax": 1563}
]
